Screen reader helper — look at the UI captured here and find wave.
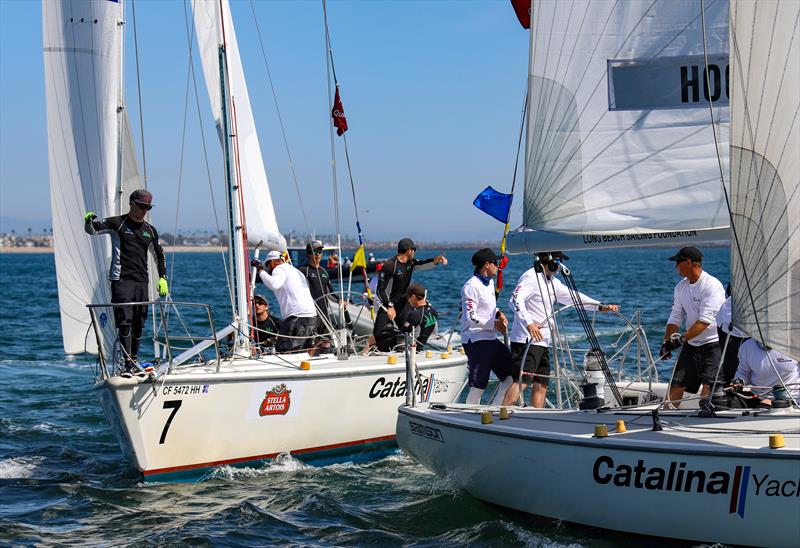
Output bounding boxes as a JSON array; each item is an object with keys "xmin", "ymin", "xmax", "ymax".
[{"xmin": 0, "ymin": 456, "xmax": 45, "ymax": 479}]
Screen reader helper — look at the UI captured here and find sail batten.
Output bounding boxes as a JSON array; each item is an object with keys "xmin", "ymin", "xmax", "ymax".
[{"xmin": 509, "ymin": 0, "xmax": 731, "ymax": 253}]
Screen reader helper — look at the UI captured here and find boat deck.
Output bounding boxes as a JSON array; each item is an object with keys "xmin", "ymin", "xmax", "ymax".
[{"xmin": 402, "ymin": 404, "xmax": 800, "ymax": 455}]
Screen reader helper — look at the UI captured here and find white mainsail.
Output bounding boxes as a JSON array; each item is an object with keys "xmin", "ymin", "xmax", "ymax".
[
  {"xmin": 729, "ymin": 0, "xmax": 799, "ymax": 359},
  {"xmin": 192, "ymin": 0, "xmax": 286, "ymax": 252},
  {"xmin": 507, "ymin": 0, "xmax": 731, "ymax": 253},
  {"xmin": 43, "ymin": 0, "xmax": 123, "ymax": 354}
]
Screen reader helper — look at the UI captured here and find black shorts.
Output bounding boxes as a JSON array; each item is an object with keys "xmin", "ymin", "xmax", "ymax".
[
  {"xmin": 110, "ymin": 279, "xmax": 148, "ymax": 327},
  {"xmin": 510, "ymin": 342, "xmax": 550, "ymax": 386},
  {"xmin": 671, "ymin": 342, "xmax": 723, "ymax": 393},
  {"xmin": 717, "ymin": 327, "xmax": 747, "ymax": 385},
  {"xmin": 463, "ymin": 339, "xmax": 517, "ymax": 390},
  {"xmin": 276, "ymin": 316, "xmax": 317, "ymax": 353}
]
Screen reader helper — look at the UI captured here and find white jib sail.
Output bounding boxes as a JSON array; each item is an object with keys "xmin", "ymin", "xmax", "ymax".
[
  {"xmin": 729, "ymin": 0, "xmax": 799, "ymax": 359},
  {"xmin": 508, "ymin": 0, "xmax": 731, "ymax": 253},
  {"xmin": 43, "ymin": 0, "xmax": 123, "ymax": 354},
  {"xmin": 192, "ymin": 0, "xmax": 286, "ymax": 252}
]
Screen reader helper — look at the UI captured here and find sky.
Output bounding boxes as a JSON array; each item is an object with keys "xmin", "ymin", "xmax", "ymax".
[{"xmin": 0, "ymin": 0, "xmax": 530, "ymax": 242}]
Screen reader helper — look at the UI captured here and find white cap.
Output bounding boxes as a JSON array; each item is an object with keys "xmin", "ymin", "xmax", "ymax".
[{"xmin": 264, "ymin": 250, "xmax": 283, "ymax": 261}]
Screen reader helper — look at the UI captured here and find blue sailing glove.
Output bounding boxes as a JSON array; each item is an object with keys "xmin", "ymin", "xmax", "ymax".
[
  {"xmin": 157, "ymin": 277, "xmax": 169, "ymax": 297},
  {"xmin": 84, "ymin": 211, "xmax": 97, "ymax": 223}
]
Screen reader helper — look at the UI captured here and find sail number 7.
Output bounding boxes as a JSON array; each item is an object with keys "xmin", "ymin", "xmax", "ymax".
[{"xmin": 159, "ymin": 400, "xmax": 183, "ymax": 444}]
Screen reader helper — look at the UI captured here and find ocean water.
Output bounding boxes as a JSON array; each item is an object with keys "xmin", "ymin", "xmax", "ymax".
[{"xmin": 0, "ymin": 247, "xmax": 729, "ymax": 546}]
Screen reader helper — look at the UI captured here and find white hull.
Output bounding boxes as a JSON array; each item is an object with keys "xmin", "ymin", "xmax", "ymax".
[
  {"xmin": 397, "ymin": 404, "xmax": 800, "ymax": 547},
  {"xmin": 96, "ymin": 352, "xmax": 467, "ymax": 481}
]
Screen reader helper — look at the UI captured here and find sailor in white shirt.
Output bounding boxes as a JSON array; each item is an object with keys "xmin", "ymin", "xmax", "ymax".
[
  {"xmin": 460, "ymin": 248, "xmax": 516, "ymax": 405},
  {"xmin": 661, "ymin": 246, "xmax": 726, "ymax": 408},
  {"xmin": 734, "ymin": 339, "xmax": 799, "ymax": 403},
  {"xmin": 252, "ymin": 250, "xmax": 318, "ymax": 353},
  {"xmin": 715, "ymin": 293, "xmax": 749, "ymax": 384},
  {"xmin": 508, "ymin": 251, "xmax": 619, "ymax": 408}
]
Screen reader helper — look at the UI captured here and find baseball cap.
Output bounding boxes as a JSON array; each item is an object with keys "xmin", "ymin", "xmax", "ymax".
[
  {"xmin": 264, "ymin": 250, "xmax": 283, "ymax": 261},
  {"xmin": 130, "ymin": 189, "xmax": 154, "ymax": 207},
  {"xmin": 471, "ymin": 248, "xmax": 500, "ymax": 267},
  {"xmin": 253, "ymin": 294, "xmax": 268, "ymax": 305},
  {"xmin": 305, "ymin": 240, "xmax": 324, "ymax": 254},
  {"xmin": 397, "ymin": 238, "xmax": 416, "ymax": 253},
  {"xmin": 668, "ymin": 246, "xmax": 703, "ymax": 263}
]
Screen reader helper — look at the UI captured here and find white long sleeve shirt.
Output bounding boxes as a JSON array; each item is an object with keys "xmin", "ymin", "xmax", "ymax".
[
  {"xmin": 667, "ymin": 271, "xmax": 726, "ymax": 346},
  {"xmin": 735, "ymin": 339, "xmax": 799, "ymax": 400},
  {"xmin": 460, "ymin": 275, "xmax": 499, "ymax": 343},
  {"xmin": 509, "ymin": 268, "xmax": 601, "ymax": 346},
  {"xmin": 258, "ymin": 263, "xmax": 317, "ymax": 319}
]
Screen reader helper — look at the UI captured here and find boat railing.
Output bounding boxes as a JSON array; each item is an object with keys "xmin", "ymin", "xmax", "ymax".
[{"xmin": 86, "ymin": 300, "xmax": 221, "ymax": 380}]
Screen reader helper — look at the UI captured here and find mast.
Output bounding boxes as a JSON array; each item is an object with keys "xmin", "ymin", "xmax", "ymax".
[
  {"xmin": 114, "ymin": 0, "xmax": 125, "ymax": 215},
  {"xmin": 216, "ymin": 13, "xmax": 251, "ymax": 354}
]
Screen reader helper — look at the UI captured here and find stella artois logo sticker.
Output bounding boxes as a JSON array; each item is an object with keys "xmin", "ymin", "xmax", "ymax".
[{"xmin": 259, "ymin": 383, "xmax": 291, "ymax": 416}]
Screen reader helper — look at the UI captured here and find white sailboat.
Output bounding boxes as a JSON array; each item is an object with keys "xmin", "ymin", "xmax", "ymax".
[
  {"xmin": 43, "ymin": 0, "xmax": 467, "ymax": 482},
  {"xmin": 397, "ymin": 1, "xmax": 799, "ymax": 545}
]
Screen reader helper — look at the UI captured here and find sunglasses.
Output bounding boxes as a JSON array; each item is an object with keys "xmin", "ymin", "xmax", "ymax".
[
  {"xmin": 134, "ymin": 201, "xmax": 152, "ymax": 211},
  {"xmin": 254, "ymin": 301, "xmax": 267, "ymax": 306},
  {"xmin": 313, "ymin": 250, "xmax": 323, "ymax": 255},
  {"xmin": 411, "ymin": 294, "xmax": 426, "ymax": 299}
]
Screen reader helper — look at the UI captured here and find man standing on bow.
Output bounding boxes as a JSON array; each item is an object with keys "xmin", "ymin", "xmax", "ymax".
[
  {"xmin": 461, "ymin": 248, "xmax": 517, "ymax": 406},
  {"xmin": 661, "ymin": 246, "xmax": 726, "ymax": 408},
  {"xmin": 252, "ymin": 251, "xmax": 317, "ymax": 353},
  {"xmin": 84, "ymin": 189, "xmax": 168, "ymax": 371},
  {"xmin": 508, "ymin": 251, "xmax": 619, "ymax": 407},
  {"xmin": 373, "ymin": 238, "xmax": 447, "ymax": 351}
]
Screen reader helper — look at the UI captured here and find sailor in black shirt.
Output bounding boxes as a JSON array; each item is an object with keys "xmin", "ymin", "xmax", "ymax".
[
  {"xmin": 372, "ymin": 238, "xmax": 447, "ymax": 351},
  {"xmin": 84, "ymin": 189, "xmax": 168, "ymax": 370},
  {"xmin": 253, "ymin": 294, "xmax": 282, "ymax": 348},
  {"xmin": 297, "ymin": 240, "xmax": 345, "ymax": 337}
]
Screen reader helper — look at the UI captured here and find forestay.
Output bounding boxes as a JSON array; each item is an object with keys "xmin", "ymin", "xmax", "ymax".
[
  {"xmin": 508, "ymin": 0, "xmax": 731, "ymax": 253},
  {"xmin": 192, "ymin": 0, "xmax": 286, "ymax": 251},
  {"xmin": 43, "ymin": 0, "xmax": 122, "ymax": 354},
  {"xmin": 729, "ymin": 0, "xmax": 799, "ymax": 359}
]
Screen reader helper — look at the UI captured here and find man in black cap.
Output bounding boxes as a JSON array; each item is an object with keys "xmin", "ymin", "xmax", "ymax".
[
  {"xmin": 84, "ymin": 189, "xmax": 168, "ymax": 371},
  {"xmin": 661, "ymin": 246, "xmax": 726, "ymax": 408},
  {"xmin": 297, "ymin": 240, "xmax": 346, "ymax": 337},
  {"xmin": 460, "ymin": 248, "xmax": 517, "ymax": 405},
  {"xmin": 252, "ymin": 294, "xmax": 282, "ymax": 348},
  {"xmin": 372, "ymin": 237, "xmax": 447, "ymax": 351}
]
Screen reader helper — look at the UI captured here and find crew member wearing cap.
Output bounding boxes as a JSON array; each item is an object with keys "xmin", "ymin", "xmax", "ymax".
[
  {"xmin": 460, "ymin": 248, "xmax": 517, "ymax": 406},
  {"xmin": 252, "ymin": 294, "xmax": 282, "ymax": 348},
  {"xmin": 252, "ymin": 251, "xmax": 317, "ymax": 353},
  {"xmin": 373, "ymin": 238, "xmax": 447, "ymax": 352},
  {"xmin": 508, "ymin": 251, "xmax": 619, "ymax": 407},
  {"xmin": 84, "ymin": 189, "xmax": 168, "ymax": 372},
  {"xmin": 297, "ymin": 240, "xmax": 346, "ymax": 337},
  {"xmin": 661, "ymin": 246, "xmax": 726, "ymax": 408},
  {"xmin": 395, "ymin": 283, "xmax": 439, "ymax": 347}
]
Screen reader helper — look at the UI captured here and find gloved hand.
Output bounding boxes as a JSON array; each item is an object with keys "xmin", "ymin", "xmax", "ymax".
[
  {"xmin": 250, "ymin": 259, "xmax": 264, "ymax": 271},
  {"xmin": 659, "ymin": 333, "xmax": 685, "ymax": 359},
  {"xmin": 157, "ymin": 277, "xmax": 169, "ymax": 297},
  {"xmin": 84, "ymin": 211, "xmax": 97, "ymax": 223},
  {"xmin": 730, "ymin": 377, "xmax": 745, "ymax": 393}
]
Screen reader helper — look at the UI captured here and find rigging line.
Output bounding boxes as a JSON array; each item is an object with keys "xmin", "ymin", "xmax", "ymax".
[
  {"xmin": 341, "ymin": 134, "xmax": 363, "ymax": 243},
  {"xmin": 247, "ymin": 0, "xmax": 310, "ymax": 234},
  {"xmin": 322, "ymin": 0, "xmax": 341, "ymax": 237},
  {"xmin": 168, "ymin": 30, "xmax": 193, "ymax": 286},
  {"xmin": 130, "ymin": 0, "xmax": 148, "ymax": 184},
  {"xmin": 705, "ymin": 1, "xmax": 773, "ymax": 363},
  {"xmin": 181, "ymin": 0, "xmax": 233, "ymax": 304}
]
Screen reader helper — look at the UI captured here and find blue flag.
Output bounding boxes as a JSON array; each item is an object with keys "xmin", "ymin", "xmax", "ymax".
[{"xmin": 473, "ymin": 186, "xmax": 513, "ymax": 223}]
